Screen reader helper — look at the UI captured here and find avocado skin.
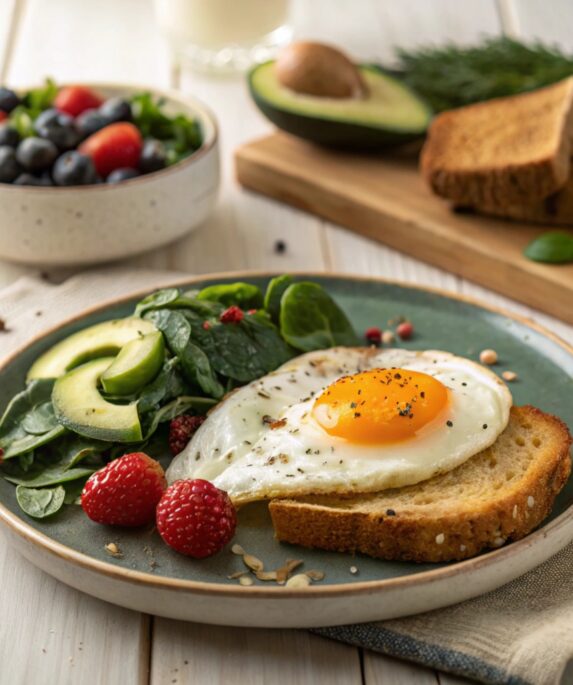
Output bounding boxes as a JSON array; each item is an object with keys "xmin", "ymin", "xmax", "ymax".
[{"xmin": 248, "ymin": 64, "xmax": 432, "ymax": 149}]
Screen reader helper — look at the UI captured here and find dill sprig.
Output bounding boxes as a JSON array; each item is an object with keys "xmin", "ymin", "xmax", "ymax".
[{"xmin": 396, "ymin": 37, "xmax": 573, "ymax": 112}]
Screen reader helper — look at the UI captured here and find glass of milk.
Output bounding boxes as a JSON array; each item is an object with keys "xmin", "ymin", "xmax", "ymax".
[{"xmin": 153, "ymin": 0, "xmax": 292, "ymax": 72}]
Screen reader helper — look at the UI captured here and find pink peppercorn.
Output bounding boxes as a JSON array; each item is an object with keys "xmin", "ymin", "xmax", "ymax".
[
  {"xmin": 396, "ymin": 321, "xmax": 414, "ymax": 340},
  {"xmin": 365, "ymin": 326, "xmax": 382, "ymax": 345},
  {"xmin": 220, "ymin": 306, "xmax": 244, "ymax": 324}
]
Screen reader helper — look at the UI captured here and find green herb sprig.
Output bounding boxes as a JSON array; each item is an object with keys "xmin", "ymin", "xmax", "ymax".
[{"xmin": 396, "ymin": 37, "xmax": 573, "ymax": 112}]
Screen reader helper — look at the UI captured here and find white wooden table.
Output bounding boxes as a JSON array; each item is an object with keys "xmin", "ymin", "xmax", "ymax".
[{"xmin": 0, "ymin": 1, "xmax": 571, "ymax": 683}]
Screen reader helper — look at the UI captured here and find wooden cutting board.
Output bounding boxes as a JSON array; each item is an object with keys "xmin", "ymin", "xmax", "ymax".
[{"xmin": 235, "ymin": 133, "xmax": 573, "ymax": 324}]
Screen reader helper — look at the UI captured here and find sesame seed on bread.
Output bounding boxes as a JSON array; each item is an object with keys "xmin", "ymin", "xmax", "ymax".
[
  {"xmin": 269, "ymin": 406, "xmax": 572, "ymax": 562},
  {"xmin": 420, "ymin": 78, "xmax": 573, "ymax": 207}
]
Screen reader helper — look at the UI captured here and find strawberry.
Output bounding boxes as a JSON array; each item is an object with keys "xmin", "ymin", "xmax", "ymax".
[
  {"xmin": 55, "ymin": 86, "xmax": 103, "ymax": 117},
  {"xmin": 81, "ymin": 452, "xmax": 166, "ymax": 527},
  {"xmin": 79, "ymin": 122, "xmax": 142, "ymax": 177},
  {"xmin": 156, "ymin": 479, "xmax": 237, "ymax": 558},
  {"xmin": 168, "ymin": 415, "xmax": 205, "ymax": 456}
]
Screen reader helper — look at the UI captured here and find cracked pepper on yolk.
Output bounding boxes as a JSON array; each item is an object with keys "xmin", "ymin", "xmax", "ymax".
[{"xmin": 312, "ymin": 368, "xmax": 450, "ymax": 444}]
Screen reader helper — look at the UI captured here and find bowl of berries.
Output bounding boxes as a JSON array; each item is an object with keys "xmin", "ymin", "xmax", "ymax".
[{"xmin": 0, "ymin": 81, "xmax": 219, "ymax": 265}]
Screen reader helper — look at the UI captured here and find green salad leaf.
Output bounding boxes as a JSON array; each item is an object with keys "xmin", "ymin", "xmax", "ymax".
[
  {"xmin": 264, "ymin": 274, "xmax": 293, "ymax": 323},
  {"xmin": 9, "ymin": 78, "xmax": 58, "ymax": 137},
  {"xmin": 197, "ymin": 283, "xmax": 264, "ymax": 309},
  {"xmin": 130, "ymin": 92, "xmax": 202, "ymax": 165},
  {"xmin": 16, "ymin": 484, "xmax": 66, "ymax": 519},
  {"xmin": 524, "ymin": 231, "xmax": 573, "ymax": 264},
  {"xmin": 279, "ymin": 282, "xmax": 358, "ymax": 351},
  {"xmin": 4, "ymin": 464, "xmax": 95, "ymax": 488}
]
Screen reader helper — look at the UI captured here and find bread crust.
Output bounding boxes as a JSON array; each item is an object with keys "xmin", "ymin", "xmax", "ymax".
[
  {"xmin": 269, "ymin": 406, "xmax": 572, "ymax": 562},
  {"xmin": 420, "ymin": 78, "xmax": 573, "ymax": 207}
]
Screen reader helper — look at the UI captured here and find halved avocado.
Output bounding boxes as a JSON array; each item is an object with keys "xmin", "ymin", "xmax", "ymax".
[
  {"xmin": 101, "ymin": 331, "xmax": 165, "ymax": 395},
  {"xmin": 28, "ymin": 318, "xmax": 156, "ymax": 381},
  {"xmin": 249, "ymin": 62, "xmax": 432, "ymax": 148},
  {"xmin": 53, "ymin": 357, "xmax": 142, "ymax": 443}
]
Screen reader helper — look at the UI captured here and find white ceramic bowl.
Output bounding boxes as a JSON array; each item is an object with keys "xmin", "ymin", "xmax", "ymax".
[{"xmin": 0, "ymin": 84, "xmax": 219, "ymax": 265}]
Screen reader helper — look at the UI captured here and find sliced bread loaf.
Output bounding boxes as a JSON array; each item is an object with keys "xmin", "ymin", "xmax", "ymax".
[
  {"xmin": 269, "ymin": 406, "xmax": 572, "ymax": 562},
  {"xmin": 420, "ymin": 78, "xmax": 573, "ymax": 207}
]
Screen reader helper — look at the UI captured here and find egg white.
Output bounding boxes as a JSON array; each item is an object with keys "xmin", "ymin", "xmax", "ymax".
[{"xmin": 166, "ymin": 348, "xmax": 512, "ymax": 503}]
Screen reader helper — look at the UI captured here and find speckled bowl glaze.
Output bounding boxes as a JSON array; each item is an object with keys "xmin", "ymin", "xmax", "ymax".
[{"xmin": 0, "ymin": 84, "xmax": 219, "ymax": 265}]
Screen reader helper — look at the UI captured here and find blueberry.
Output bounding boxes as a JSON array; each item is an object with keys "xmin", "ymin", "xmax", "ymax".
[
  {"xmin": 98, "ymin": 97, "xmax": 132, "ymax": 124},
  {"xmin": 0, "ymin": 146, "xmax": 22, "ymax": 182},
  {"xmin": 0, "ymin": 126, "xmax": 20, "ymax": 147},
  {"xmin": 107, "ymin": 167, "xmax": 140, "ymax": 184},
  {"xmin": 52, "ymin": 151, "xmax": 100, "ymax": 186},
  {"xmin": 13, "ymin": 172, "xmax": 53, "ymax": 186},
  {"xmin": 34, "ymin": 108, "xmax": 81, "ymax": 150},
  {"xmin": 139, "ymin": 139, "xmax": 167, "ymax": 174},
  {"xmin": 0, "ymin": 87, "xmax": 21, "ymax": 114},
  {"xmin": 16, "ymin": 137, "xmax": 58, "ymax": 172},
  {"xmin": 76, "ymin": 108, "xmax": 109, "ymax": 138}
]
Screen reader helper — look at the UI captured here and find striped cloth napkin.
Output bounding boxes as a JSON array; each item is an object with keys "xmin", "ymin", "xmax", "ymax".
[{"xmin": 1, "ymin": 267, "xmax": 572, "ymax": 685}]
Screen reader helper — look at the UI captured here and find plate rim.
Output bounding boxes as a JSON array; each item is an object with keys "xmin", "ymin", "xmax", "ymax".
[{"xmin": 0, "ymin": 269, "xmax": 571, "ymax": 599}]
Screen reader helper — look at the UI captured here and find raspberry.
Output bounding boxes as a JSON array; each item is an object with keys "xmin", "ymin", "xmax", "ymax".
[
  {"xmin": 168, "ymin": 414, "xmax": 205, "ymax": 456},
  {"xmin": 219, "ymin": 305, "xmax": 244, "ymax": 324},
  {"xmin": 81, "ymin": 452, "xmax": 166, "ymax": 527},
  {"xmin": 156, "ymin": 479, "xmax": 237, "ymax": 558},
  {"xmin": 396, "ymin": 321, "xmax": 414, "ymax": 340},
  {"xmin": 365, "ymin": 326, "xmax": 382, "ymax": 344}
]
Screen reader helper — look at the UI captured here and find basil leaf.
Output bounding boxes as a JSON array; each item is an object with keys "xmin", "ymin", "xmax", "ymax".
[
  {"xmin": 197, "ymin": 283, "xmax": 263, "ymax": 309},
  {"xmin": 16, "ymin": 485, "xmax": 66, "ymax": 519},
  {"xmin": 279, "ymin": 282, "xmax": 358, "ymax": 352},
  {"xmin": 524, "ymin": 231, "xmax": 573, "ymax": 264}
]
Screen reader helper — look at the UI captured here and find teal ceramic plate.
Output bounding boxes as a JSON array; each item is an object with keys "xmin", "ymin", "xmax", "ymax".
[{"xmin": 0, "ymin": 273, "xmax": 571, "ymax": 628}]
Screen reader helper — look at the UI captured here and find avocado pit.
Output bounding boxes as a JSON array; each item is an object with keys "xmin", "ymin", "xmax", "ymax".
[{"xmin": 275, "ymin": 42, "xmax": 368, "ymax": 100}]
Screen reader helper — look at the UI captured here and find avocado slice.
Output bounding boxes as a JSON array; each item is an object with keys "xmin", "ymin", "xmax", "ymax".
[
  {"xmin": 249, "ymin": 62, "xmax": 432, "ymax": 148},
  {"xmin": 101, "ymin": 331, "xmax": 165, "ymax": 395},
  {"xmin": 28, "ymin": 318, "xmax": 156, "ymax": 381},
  {"xmin": 53, "ymin": 357, "xmax": 142, "ymax": 443}
]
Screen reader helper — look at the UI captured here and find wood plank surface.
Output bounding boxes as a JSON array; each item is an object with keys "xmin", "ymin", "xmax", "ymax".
[{"xmin": 236, "ymin": 133, "xmax": 573, "ymax": 324}]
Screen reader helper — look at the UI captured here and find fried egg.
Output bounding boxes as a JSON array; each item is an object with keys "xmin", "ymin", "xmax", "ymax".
[{"xmin": 166, "ymin": 348, "xmax": 512, "ymax": 503}]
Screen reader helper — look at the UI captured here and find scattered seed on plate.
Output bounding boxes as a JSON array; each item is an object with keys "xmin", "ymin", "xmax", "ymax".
[
  {"xmin": 285, "ymin": 573, "xmax": 311, "ymax": 588},
  {"xmin": 502, "ymin": 370, "xmax": 518, "ymax": 382},
  {"xmin": 227, "ymin": 571, "xmax": 249, "ymax": 580},
  {"xmin": 104, "ymin": 542, "xmax": 122, "ymax": 558},
  {"xmin": 350, "ymin": 565, "xmax": 358, "ymax": 575},
  {"xmin": 382, "ymin": 330, "xmax": 395, "ymax": 345},
  {"xmin": 305, "ymin": 570, "xmax": 325, "ymax": 581},
  {"xmin": 255, "ymin": 570, "xmax": 278, "ymax": 581},
  {"xmin": 276, "ymin": 559, "xmax": 303, "ymax": 584},
  {"xmin": 231, "ymin": 544, "xmax": 245, "ymax": 556},
  {"xmin": 239, "ymin": 575, "xmax": 254, "ymax": 586},
  {"xmin": 479, "ymin": 349, "xmax": 498, "ymax": 365},
  {"xmin": 242, "ymin": 553, "xmax": 264, "ymax": 572}
]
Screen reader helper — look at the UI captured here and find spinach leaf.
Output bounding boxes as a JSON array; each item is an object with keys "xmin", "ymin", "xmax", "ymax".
[
  {"xmin": 188, "ymin": 311, "xmax": 293, "ymax": 382},
  {"xmin": 1, "ymin": 425, "xmax": 67, "ymax": 459},
  {"xmin": 22, "ymin": 401, "xmax": 59, "ymax": 435},
  {"xmin": 524, "ymin": 231, "xmax": 573, "ymax": 264},
  {"xmin": 137, "ymin": 357, "xmax": 188, "ymax": 414},
  {"xmin": 197, "ymin": 283, "xmax": 263, "ymax": 309},
  {"xmin": 16, "ymin": 485, "xmax": 65, "ymax": 519},
  {"xmin": 0, "ymin": 379, "xmax": 55, "ymax": 436},
  {"xmin": 279, "ymin": 282, "xmax": 358, "ymax": 352},
  {"xmin": 4, "ymin": 464, "xmax": 95, "ymax": 488},
  {"xmin": 264, "ymin": 274, "xmax": 293, "ymax": 323},
  {"xmin": 54, "ymin": 435, "xmax": 108, "ymax": 469},
  {"xmin": 141, "ymin": 395, "xmax": 215, "ymax": 440},
  {"xmin": 135, "ymin": 287, "xmax": 180, "ymax": 316},
  {"xmin": 146, "ymin": 310, "xmax": 224, "ymax": 398}
]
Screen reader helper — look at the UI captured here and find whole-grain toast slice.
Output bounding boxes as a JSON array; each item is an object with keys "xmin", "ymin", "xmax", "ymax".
[
  {"xmin": 269, "ymin": 406, "xmax": 572, "ymax": 562},
  {"xmin": 420, "ymin": 78, "xmax": 573, "ymax": 207},
  {"xmin": 465, "ymin": 174, "xmax": 573, "ymax": 225}
]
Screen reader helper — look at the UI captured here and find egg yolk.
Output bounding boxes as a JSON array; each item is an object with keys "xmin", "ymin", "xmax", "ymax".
[{"xmin": 312, "ymin": 368, "xmax": 450, "ymax": 444}]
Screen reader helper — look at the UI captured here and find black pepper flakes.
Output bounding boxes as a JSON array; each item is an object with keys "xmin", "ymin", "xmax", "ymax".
[
  {"xmin": 274, "ymin": 239, "xmax": 287, "ymax": 254},
  {"xmin": 446, "ymin": 420, "xmax": 453, "ymax": 427},
  {"xmin": 386, "ymin": 509, "xmax": 396, "ymax": 516}
]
